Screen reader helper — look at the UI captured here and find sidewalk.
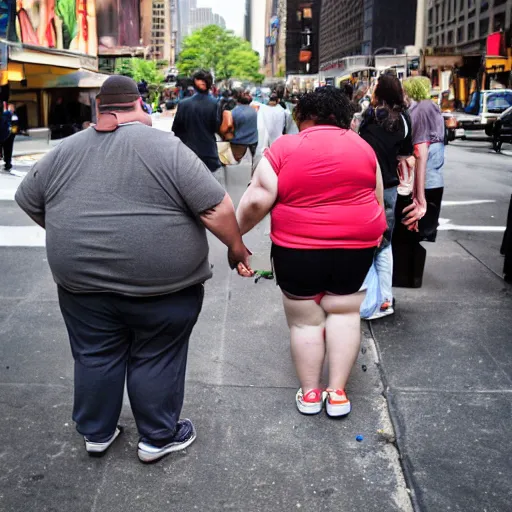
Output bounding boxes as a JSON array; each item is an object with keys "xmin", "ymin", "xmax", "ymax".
[
  {"xmin": 13, "ymin": 135, "xmax": 60, "ymax": 157},
  {"xmin": 0, "ymin": 165, "xmax": 412, "ymax": 512},
  {"xmin": 370, "ymin": 238, "xmax": 512, "ymax": 511}
]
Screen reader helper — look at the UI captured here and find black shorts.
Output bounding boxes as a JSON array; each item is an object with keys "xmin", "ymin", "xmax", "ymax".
[{"xmin": 271, "ymin": 244, "xmax": 376, "ymax": 298}]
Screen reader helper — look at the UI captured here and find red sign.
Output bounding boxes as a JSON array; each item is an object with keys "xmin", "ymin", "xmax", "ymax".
[{"xmin": 487, "ymin": 32, "xmax": 505, "ymax": 57}]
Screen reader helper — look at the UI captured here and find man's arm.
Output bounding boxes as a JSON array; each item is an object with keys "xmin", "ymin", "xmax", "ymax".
[
  {"xmin": 199, "ymin": 194, "xmax": 251, "ymax": 271},
  {"xmin": 236, "ymin": 156, "xmax": 278, "ymax": 236},
  {"xmin": 171, "ymin": 142, "xmax": 252, "ymax": 272},
  {"xmin": 403, "ymin": 142, "xmax": 428, "ymax": 230},
  {"xmin": 15, "ymin": 156, "xmax": 53, "ymax": 228}
]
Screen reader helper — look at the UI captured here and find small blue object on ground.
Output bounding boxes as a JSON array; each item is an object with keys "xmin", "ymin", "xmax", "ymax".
[{"xmin": 356, "ymin": 435, "xmax": 364, "ymax": 442}]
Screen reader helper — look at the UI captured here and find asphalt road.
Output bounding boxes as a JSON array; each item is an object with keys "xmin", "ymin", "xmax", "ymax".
[{"xmin": 0, "ymin": 135, "xmax": 510, "ymax": 512}]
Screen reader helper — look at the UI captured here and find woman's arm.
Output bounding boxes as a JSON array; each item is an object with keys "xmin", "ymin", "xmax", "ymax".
[
  {"xmin": 376, "ymin": 159, "xmax": 384, "ymax": 208},
  {"xmin": 236, "ymin": 156, "xmax": 278, "ymax": 236}
]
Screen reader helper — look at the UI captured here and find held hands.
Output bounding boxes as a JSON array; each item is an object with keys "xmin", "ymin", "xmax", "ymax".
[
  {"xmin": 402, "ymin": 197, "xmax": 427, "ymax": 232},
  {"xmin": 227, "ymin": 241, "xmax": 254, "ymax": 278}
]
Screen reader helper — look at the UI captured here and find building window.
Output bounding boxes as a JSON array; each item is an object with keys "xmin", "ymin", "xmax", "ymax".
[
  {"xmin": 480, "ymin": 1, "xmax": 489, "ymax": 13},
  {"xmin": 494, "ymin": 12, "xmax": 506, "ymax": 31},
  {"xmin": 480, "ymin": 17, "xmax": 489, "ymax": 37},
  {"xmin": 457, "ymin": 26, "xmax": 464, "ymax": 42},
  {"xmin": 468, "ymin": 22, "xmax": 475, "ymax": 40},
  {"xmin": 447, "ymin": 30, "xmax": 454, "ymax": 44},
  {"xmin": 494, "ymin": 0, "xmax": 507, "ymax": 5},
  {"xmin": 428, "ymin": 7, "xmax": 433, "ymax": 24}
]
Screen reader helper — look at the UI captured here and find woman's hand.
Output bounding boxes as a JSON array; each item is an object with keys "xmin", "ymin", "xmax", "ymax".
[
  {"xmin": 236, "ymin": 262, "xmax": 254, "ymax": 278},
  {"xmin": 227, "ymin": 240, "xmax": 253, "ymax": 274}
]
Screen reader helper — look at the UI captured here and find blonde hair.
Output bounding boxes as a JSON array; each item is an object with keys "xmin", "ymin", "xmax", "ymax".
[{"xmin": 402, "ymin": 77, "xmax": 432, "ymax": 101}]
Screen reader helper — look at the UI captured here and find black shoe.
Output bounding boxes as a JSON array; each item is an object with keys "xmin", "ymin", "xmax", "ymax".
[
  {"xmin": 84, "ymin": 426, "xmax": 123, "ymax": 457},
  {"xmin": 137, "ymin": 419, "xmax": 197, "ymax": 463},
  {"xmin": 4, "ymin": 165, "xmax": 12, "ymax": 171}
]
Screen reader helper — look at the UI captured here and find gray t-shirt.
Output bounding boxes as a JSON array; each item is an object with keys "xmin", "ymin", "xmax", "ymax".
[{"xmin": 15, "ymin": 124, "xmax": 226, "ymax": 296}]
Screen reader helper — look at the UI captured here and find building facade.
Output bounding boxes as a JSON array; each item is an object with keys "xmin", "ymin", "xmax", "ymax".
[
  {"xmin": 251, "ymin": 0, "xmax": 267, "ymax": 63},
  {"xmin": 286, "ymin": 0, "xmax": 322, "ymax": 75},
  {"xmin": 189, "ymin": 7, "xmax": 226, "ymax": 33},
  {"xmin": 0, "ymin": 0, "xmax": 99, "ymax": 131},
  {"xmin": 264, "ymin": 0, "xmax": 287, "ymax": 76},
  {"xmin": 425, "ymin": 0, "xmax": 512, "ymax": 52},
  {"xmin": 245, "ymin": 0, "xmax": 252, "ymax": 42},
  {"xmin": 319, "ymin": 0, "xmax": 364, "ymax": 63},
  {"xmin": 144, "ymin": 0, "xmax": 173, "ymax": 62},
  {"xmin": 318, "ymin": 0, "xmax": 417, "ymax": 67}
]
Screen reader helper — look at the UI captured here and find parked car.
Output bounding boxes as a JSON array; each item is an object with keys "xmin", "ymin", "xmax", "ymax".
[
  {"xmin": 441, "ymin": 89, "xmax": 512, "ymax": 142},
  {"xmin": 492, "ymin": 106, "xmax": 512, "ymax": 152}
]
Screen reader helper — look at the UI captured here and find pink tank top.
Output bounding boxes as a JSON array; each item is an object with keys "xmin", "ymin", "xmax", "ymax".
[{"xmin": 265, "ymin": 126, "xmax": 386, "ymax": 250}]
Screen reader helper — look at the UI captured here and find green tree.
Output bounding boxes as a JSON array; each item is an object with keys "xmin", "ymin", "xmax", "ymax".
[
  {"xmin": 177, "ymin": 25, "xmax": 264, "ymax": 83},
  {"xmin": 114, "ymin": 58, "xmax": 165, "ymax": 84}
]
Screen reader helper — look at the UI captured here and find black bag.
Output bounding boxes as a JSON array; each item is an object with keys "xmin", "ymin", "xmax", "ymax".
[{"xmin": 392, "ymin": 193, "xmax": 427, "ymax": 288}]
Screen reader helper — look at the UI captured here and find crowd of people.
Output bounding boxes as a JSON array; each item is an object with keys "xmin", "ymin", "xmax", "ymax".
[{"xmin": 15, "ymin": 70, "xmax": 446, "ymax": 463}]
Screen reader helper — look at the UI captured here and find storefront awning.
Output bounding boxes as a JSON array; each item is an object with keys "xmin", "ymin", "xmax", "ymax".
[
  {"xmin": 7, "ymin": 63, "xmax": 109, "ymax": 89},
  {"xmin": 33, "ymin": 69, "xmax": 110, "ymax": 89}
]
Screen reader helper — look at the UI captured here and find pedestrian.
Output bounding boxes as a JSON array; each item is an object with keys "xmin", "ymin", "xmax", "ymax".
[
  {"xmin": 401, "ymin": 76, "xmax": 445, "ymax": 238},
  {"xmin": 229, "ymin": 89, "xmax": 258, "ymax": 165},
  {"xmin": 236, "ymin": 87, "xmax": 386, "ymax": 417},
  {"xmin": 358, "ymin": 74, "xmax": 415, "ymax": 319},
  {"xmin": 253, "ymin": 93, "xmax": 288, "ymax": 167},
  {"xmin": 218, "ymin": 89, "xmax": 237, "ymax": 112},
  {"xmin": 392, "ymin": 77, "xmax": 445, "ymax": 288},
  {"xmin": 0, "ymin": 102, "xmax": 17, "ymax": 172},
  {"xmin": 172, "ymin": 70, "xmax": 233, "ymax": 172},
  {"xmin": 15, "ymin": 75, "xmax": 252, "ymax": 463}
]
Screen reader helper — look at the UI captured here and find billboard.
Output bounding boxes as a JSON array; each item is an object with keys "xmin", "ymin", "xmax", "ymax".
[
  {"xmin": 0, "ymin": 0, "xmax": 97, "ymax": 55},
  {"xmin": 96, "ymin": 0, "xmax": 140, "ymax": 53}
]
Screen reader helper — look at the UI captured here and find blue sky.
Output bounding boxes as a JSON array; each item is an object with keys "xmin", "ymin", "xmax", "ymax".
[{"xmin": 197, "ymin": 0, "xmax": 246, "ymax": 36}]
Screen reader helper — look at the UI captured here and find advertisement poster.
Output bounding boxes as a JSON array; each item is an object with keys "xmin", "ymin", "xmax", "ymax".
[
  {"xmin": 96, "ymin": 0, "xmax": 140, "ymax": 52},
  {"xmin": 0, "ymin": 0, "xmax": 97, "ymax": 55}
]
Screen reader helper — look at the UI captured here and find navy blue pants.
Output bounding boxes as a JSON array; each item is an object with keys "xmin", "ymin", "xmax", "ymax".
[{"xmin": 58, "ymin": 284, "xmax": 204, "ymax": 443}]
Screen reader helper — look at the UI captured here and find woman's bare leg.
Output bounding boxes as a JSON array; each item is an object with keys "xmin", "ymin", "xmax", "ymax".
[
  {"xmin": 320, "ymin": 292, "xmax": 366, "ymax": 390},
  {"xmin": 282, "ymin": 295, "xmax": 326, "ymax": 393}
]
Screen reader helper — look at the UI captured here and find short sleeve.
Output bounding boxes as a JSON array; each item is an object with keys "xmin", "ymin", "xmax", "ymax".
[
  {"xmin": 173, "ymin": 141, "xmax": 226, "ymax": 215},
  {"xmin": 15, "ymin": 148, "xmax": 57, "ymax": 224},
  {"xmin": 263, "ymin": 135, "xmax": 295, "ymax": 175},
  {"xmin": 410, "ymin": 106, "xmax": 430, "ymax": 145}
]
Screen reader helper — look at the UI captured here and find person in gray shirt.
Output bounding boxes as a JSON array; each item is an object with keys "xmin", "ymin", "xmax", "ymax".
[{"xmin": 15, "ymin": 75, "xmax": 252, "ymax": 464}]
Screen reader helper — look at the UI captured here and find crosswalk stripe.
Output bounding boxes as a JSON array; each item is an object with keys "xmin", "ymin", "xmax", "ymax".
[{"xmin": 0, "ymin": 226, "xmax": 45, "ymax": 247}]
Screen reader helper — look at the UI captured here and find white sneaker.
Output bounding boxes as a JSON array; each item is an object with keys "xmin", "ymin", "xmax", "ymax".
[
  {"xmin": 295, "ymin": 388, "xmax": 324, "ymax": 415},
  {"xmin": 325, "ymin": 389, "xmax": 352, "ymax": 418},
  {"xmin": 84, "ymin": 426, "xmax": 123, "ymax": 457},
  {"xmin": 137, "ymin": 419, "xmax": 197, "ymax": 464}
]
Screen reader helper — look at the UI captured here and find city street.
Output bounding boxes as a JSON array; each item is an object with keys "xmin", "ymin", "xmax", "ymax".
[{"xmin": 0, "ymin": 135, "xmax": 511, "ymax": 511}]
